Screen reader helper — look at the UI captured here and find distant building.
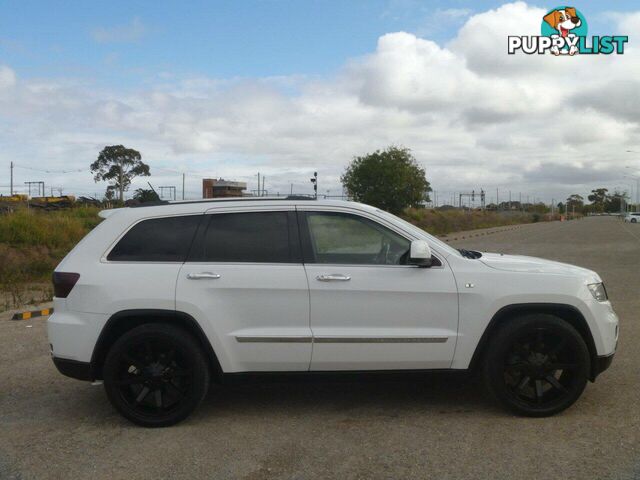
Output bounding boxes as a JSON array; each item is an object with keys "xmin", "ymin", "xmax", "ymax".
[{"xmin": 202, "ymin": 178, "xmax": 247, "ymax": 198}]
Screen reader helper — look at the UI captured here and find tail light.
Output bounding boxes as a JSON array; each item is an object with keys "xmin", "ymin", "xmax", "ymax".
[{"xmin": 52, "ymin": 272, "xmax": 80, "ymax": 298}]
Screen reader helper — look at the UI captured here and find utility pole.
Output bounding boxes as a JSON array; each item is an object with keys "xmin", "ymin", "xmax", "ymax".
[
  {"xmin": 262, "ymin": 176, "xmax": 265, "ymax": 197},
  {"xmin": 10, "ymin": 161, "xmax": 13, "ymax": 196},
  {"xmin": 519, "ymin": 192, "xmax": 522, "ymax": 212},
  {"xmin": 182, "ymin": 173, "xmax": 185, "ymax": 200},
  {"xmin": 496, "ymin": 188, "xmax": 499, "ymax": 210},
  {"xmin": 257, "ymin": 172, "xmax": 261, "ymax": 197}
]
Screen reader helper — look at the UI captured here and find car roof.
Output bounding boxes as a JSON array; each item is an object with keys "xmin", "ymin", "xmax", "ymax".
[{"xmin": 99, "ymin": 197, "xmax": 374, "ymax": 219}]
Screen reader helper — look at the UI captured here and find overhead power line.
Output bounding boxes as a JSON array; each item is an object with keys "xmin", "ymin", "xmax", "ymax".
[{"xmin": 13, "ymin": 164, "xmax": 85, "ymax": 174}]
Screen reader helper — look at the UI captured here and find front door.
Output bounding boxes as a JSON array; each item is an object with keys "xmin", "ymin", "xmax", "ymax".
[
  {"xmin": 176, "ymin": 208, "xmax": 311, "ymax": 373},
  {"xmin": 299, "ymin": 209, "xmax": 459, "ymax": 371}
]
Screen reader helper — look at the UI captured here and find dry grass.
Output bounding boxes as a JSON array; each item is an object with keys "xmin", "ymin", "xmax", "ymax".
[
  {"xmin": 401, "ymin": 208, "xmax": 555, "ymax": 236},
  {"xmin": 0, "ymin": 207, "xmax": 101, "ymax": 309}
]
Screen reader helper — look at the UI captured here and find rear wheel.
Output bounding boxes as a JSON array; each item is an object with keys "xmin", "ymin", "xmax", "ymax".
[
  {"xmin": 483, "ymin": 314, "xmax": 590, "ymax": 417},
  {"xmin": 103, "ymin": 323, "xmax": 210, "ymax": 427},
  {"xmin": 632, "ymin": 218, "xmax": 637, "ymax": 223}
]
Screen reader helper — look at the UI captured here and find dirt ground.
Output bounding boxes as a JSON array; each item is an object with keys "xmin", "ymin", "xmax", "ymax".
[{"xmin": 1, "ymin": 216, "xmax": 638, "ymax": 479}]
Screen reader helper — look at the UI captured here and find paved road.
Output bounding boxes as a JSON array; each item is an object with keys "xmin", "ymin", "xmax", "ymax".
[{"xmin": 1, "ymin": 217, "xmax": 638, "ymax": 480}]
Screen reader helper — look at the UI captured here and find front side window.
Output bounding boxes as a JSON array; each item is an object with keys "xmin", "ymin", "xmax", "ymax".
[
  {"xmin": 192, "ymin": 211, "xmax": 293, "ymax": 263},
  {"xmin": 107, "ymin": 215, "xmax": 202, "ymax": 262},
  {"xmin": 304, "ymin": 212, "xmax": 411, "ymax": 265}
]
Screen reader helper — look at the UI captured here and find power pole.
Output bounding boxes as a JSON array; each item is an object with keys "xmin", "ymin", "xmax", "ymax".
[
  {"xmin": 496, "ymin": 188, "xmax": 499, "ymax": 210},
  {"xmin": 262, "ymin": 176, "xmax": 265, "ymax": 197},
  {"xmin": 257, "ymin": 172, "xmax": 261, "ymax": 197},
  {"xmin": 182, "ymin": 173, "xmax": 185, "ymax": 200},
  {"xmin": 10, "ymin": 161, "xmax": 13, "ymax": 196}
]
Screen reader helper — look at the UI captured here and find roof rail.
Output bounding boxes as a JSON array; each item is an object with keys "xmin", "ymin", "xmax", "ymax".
[{"xmin": 129, "ymin": 195, "xmax": 317, "ymax": 208}]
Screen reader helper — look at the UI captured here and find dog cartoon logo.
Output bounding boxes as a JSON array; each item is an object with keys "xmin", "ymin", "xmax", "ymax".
[
  {"xmin": 541, "ymin": 6, "xmax": 587, "ymax": 55},
  {"xmin": 509, "ymin": 6, "xmax": 627, "ymax": 56}
]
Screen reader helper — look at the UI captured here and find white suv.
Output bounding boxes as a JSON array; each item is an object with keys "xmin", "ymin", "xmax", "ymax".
[
  {"xmin": 624, "ymin": 212, "xmax": 640, "ymax": 223},
  {"xmin": 48, "ymin": 198, "xmax": 618, "ymax": 426}
]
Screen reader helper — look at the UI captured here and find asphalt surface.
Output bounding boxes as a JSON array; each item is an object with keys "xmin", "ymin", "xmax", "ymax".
[{"xmin": 1, "ymin": 216, "xmax": 638, "ymax": 480}]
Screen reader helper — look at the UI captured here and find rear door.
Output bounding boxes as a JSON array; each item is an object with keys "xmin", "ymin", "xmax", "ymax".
[
  {"xmin": 176, "ymin": 207, "xmax": 312, "ymax": 373},
  {"xmin": 299, "ymin": 208, "xmax": 459, "ymax": 371}
]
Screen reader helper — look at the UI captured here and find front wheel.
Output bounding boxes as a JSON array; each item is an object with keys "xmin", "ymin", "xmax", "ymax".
[
  {"xmin": 103, "ymin": 323, "xmax": 210, "ymax": 427},
  {"xmin": 483, "ymin": 314, "xmax": 590, "ymax": 417}
]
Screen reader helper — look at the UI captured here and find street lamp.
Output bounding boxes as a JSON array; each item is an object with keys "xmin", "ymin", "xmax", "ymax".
[
  {"xmin": 620, "ymin": 180, "xmax": 635, "ymax": 211},
  {"xmin": 624, "ymin": 171, "xmax": 640, "ymax": 211}
]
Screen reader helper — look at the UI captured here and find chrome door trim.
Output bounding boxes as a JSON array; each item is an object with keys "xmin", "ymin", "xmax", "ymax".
[
  {"xmin": 314, "ymin": 336, "xmax": 448, "ymax": 343},
  {"xmin": 235, "ymin": 336, "xmax": 312, "ymax": 343},
  {"xmin": 235, "ymin": 336, "xmax": 448, "ymax": 344}
]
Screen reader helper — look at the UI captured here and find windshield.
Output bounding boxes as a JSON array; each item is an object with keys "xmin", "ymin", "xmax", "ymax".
[{"xmin": 374, "ymin": 209, "xmax": 461, "ymax": 257}]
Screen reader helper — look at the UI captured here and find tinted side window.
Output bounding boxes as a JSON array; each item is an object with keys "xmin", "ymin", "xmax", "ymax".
[
  {"xmin": 196, "ymin": 211, "xmax": 293, "ymax": 263},
  {"xmin": 107, "ymin": 215, "xmax": 201, "ymax": 262},
  {"xmin": 304, "ymin": 212, "xmax": 411, "ymax": 265}
]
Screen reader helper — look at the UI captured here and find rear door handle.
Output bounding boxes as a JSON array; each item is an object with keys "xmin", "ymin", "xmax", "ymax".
[
  {"xmin": 187, "ymin": 272, "xmax": 221, "ymax": 280},
  {"xmin": 316, "ymin": 274, "xmax": 351, "ymax": 282}
]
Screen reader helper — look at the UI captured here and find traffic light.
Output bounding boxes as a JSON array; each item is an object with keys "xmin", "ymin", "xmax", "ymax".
[{"xmin": 310, "ymin": 171, "xmax": 317, "ymax": 198}]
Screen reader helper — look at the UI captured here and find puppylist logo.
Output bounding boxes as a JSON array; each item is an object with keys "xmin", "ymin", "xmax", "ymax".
[{"xmin": 508, "ymin": 6, "xmax": 628, "ymax": 56}]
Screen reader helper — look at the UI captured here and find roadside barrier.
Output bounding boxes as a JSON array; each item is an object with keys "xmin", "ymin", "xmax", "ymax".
[{"xmin": 11, "ymin": 308, "xmax": 53, "ymax": 320}]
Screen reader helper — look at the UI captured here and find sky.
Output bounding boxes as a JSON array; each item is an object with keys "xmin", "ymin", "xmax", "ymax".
[{"xmin": 1, "ymin": 0, "xmax": 639, "ymax": 203}]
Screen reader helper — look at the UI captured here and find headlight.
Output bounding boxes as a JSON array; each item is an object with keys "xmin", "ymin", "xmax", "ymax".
[{"xmin": 588, "ymin": 283, "xmax": 608, "ymax": 302}]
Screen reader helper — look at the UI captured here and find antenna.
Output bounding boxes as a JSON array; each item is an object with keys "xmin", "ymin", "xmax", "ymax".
[{"xmin": 147, "ymin": 182, "xmax": 161, "ymax": 200}]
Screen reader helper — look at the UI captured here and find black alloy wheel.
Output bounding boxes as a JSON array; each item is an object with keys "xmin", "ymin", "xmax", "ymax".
[
  {"xmin": 103, "ymin": 324, "xmax": 210, "ymax": 427},
  {"xmin": 484, "ymin": 314, "xmax": 590, "ymax": 417}
]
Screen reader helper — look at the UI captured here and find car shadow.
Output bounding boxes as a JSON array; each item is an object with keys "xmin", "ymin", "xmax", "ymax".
[{"xmin": 197, "ymin": 371, "xmax": 502, "ymax": 418}]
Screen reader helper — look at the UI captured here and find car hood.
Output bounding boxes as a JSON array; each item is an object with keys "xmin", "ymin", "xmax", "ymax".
[{"xmin": 479, "ymin": 252, "xmax": 600, "ymax": 280}]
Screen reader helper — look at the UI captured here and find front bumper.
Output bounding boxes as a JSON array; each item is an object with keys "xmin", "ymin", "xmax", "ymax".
[
  {"xmin": 592, "ymin": 352, "xmax": 615, "ymax": 380},
  {"xmin": 52, "ymin": 356, "xmax": 93, "ymax": 381}
]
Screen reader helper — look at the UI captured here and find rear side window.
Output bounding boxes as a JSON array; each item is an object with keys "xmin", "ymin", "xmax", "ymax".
[
  {"xmin": 190, "ymin": 211, "xmax": 294, "ymax": 263},
  {"xmin": 107, "ymin": 215, "xmax": 201, "ymax": 262}
]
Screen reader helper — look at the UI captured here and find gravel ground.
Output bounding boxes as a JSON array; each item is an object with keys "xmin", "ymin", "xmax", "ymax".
[{"xmin": 1, "ymin": 216, "xmax": 638, "ymax": 480}]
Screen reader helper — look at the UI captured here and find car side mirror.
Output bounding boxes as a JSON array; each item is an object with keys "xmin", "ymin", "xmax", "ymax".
[{"xmin": 409, "ymin": 240, "xmax": 432, "ymax": 267}]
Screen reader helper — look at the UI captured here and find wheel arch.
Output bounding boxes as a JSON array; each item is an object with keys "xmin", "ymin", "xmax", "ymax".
[
  {"xmin": 90, "ymin": 309, "xmax": 222, "ymax": 380},
  {"xmin": 468, "ymin": 303, "xmax": 599, "ymax": 381}
]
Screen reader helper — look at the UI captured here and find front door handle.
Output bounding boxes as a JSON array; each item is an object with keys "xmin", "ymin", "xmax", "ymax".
[
  {"xmin": 187, "ymin": 272, "xmax": 221, "ymax": 280},
  {"xmin": 316, "ymin": 274, "xmax": 351, "ymax": 282}
]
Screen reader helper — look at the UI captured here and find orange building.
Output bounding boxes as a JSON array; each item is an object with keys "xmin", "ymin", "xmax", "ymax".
[{"xmin": 202, "ymin": 179, "xmax": 247, "ymax": 198}]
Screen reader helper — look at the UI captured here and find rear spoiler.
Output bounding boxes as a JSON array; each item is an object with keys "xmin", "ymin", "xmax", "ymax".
[{"xmin": 98, "ymin": 208, "xmax": 125, "ymax": 219}]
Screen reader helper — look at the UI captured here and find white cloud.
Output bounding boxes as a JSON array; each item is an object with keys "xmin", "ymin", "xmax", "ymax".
[
  {"xmin": 92, "ymin": 18, "xmax": 147, "ymax": 43},
  {"xmin": 1, "ymin": 3, "xmax": 639, "ymax": 201},
  {"xmin": 0, "ymin": 65, "xmax": 16, "ymax": 89}
]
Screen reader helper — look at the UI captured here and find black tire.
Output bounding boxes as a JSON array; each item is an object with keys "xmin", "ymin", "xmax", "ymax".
[
  {"xmin": 632, "ymin": 218, "xmax": 637, "ymax": 223},
  {"xmin": 103, "ymin": 323, "xmax": 210, "ymax": 427},
  {"xmin": 483, "ymin": 314, "xmax": 590, "ymax": 417}
]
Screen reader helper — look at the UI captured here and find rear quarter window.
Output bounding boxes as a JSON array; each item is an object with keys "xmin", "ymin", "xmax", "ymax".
[{"xmin": 107, "ymin": 215, "xmax": 202, "ymax": 262}]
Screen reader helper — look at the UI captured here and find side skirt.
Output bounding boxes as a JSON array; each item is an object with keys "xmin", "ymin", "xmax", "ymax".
[{"xmin": 218, "ymin": 369, "xmax": 470, "ymax": 385}]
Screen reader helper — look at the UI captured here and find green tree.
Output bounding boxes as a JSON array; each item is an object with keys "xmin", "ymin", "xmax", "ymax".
[
  {"xmin": 341, "ymin": 146, "xmax": 431, "ymax": 214},
  {"xmin": 91, "ymin": 145, "xmax": 150, "ymax": 203},
  {"xmin": 133, "ymin": 188, "xmax": 160, "ymax": 203},
  {"xmin": 587, "ymin": 188, "xmax": 608, "ymax": 212},
  {"xmin": 565, "ymin": 194, "xmax": 584, "ymax": 213},
  {"xmin": 605, "ymin": 191, "xmax": 627, "ymax": 213}
]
